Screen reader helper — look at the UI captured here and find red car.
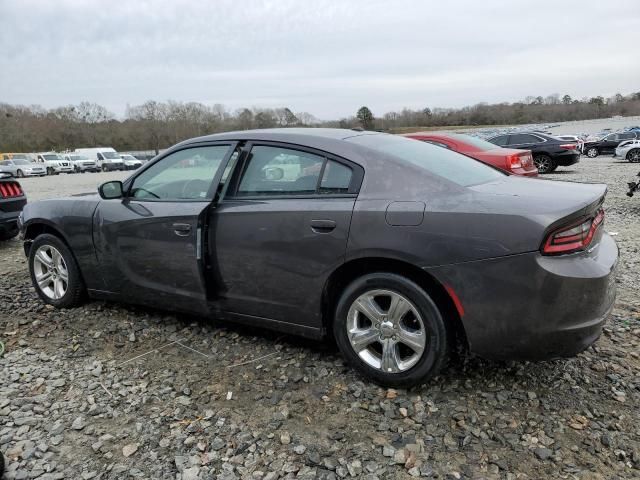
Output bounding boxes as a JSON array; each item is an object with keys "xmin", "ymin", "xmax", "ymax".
[{"xmin": 404, "ymin": 133, "xmax": 538, "ymax": 177}]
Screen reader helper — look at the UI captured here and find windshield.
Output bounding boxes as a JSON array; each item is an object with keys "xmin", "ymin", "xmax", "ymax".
[
  {"xmin": 102, "ymin": 152, "xmax": 121, "ymax": 159},
  {"xmin": 14, "ymin": 159, "xmax": 31, "ymax": 165},
  {"xmin": 347, "ymin": 134, "xmax": 505, "ymax": 186},
  {"xmin": 43, "ymin": 154, "xmax": 62, "ymax": 161},
  {"xmin": 453, "ymin": 134, "xmax": 503, "ymax": 151}
]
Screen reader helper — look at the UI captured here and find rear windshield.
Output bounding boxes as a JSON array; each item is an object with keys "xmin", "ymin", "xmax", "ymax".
[
  {"xmin": 452, "ymin": 134, "xmax": 502, "ymax": 152},
  {"xmin": 347, "ymin": 134, "xmax": 505, "ymax": 186}
]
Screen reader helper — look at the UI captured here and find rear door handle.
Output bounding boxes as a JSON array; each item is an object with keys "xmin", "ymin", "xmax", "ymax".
[
  {"xmin": 310, "ymin": 219, "xmax": 336, "ymax": 233},
  {"xmin": 172, "ymin": 223, "xmax": 192, "ymax": 236}
]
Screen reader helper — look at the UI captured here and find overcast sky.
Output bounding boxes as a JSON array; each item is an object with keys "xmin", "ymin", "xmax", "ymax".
[{"xmin": 1, "ymin": 0, "xmax": 638, "ymax": 119}]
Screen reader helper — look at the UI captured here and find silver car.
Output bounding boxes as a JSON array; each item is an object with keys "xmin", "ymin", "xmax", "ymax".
[
  {"xmin": 0, "ymin": 157, "xmax": 46, "ymax": 177},
  {"xmin": 614, "ymin": 139, "xmax": 640, "ymax": 163}
]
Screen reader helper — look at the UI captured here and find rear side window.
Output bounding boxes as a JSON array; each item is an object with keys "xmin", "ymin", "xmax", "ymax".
[
  {"xmin": 320, "ymin": 160, "xmax": 352, "ymax": 193},
  {"xmin": 235, "ymin": 146, "xmax": 353, "ymax": 196},
  {"xmin": 489, "ymin": 135, "xmax": 509, "ymax": 146},
  {"xmin": 422, "ymin": 140, "xmax": 450, "ymax": 149},
  {"xmin": 509, "ymin": 134, "xmax": 540, "ymax": 144},
  {"xmin": 347, "ymin": 134, "xmax": 504, "ymax": 187}
]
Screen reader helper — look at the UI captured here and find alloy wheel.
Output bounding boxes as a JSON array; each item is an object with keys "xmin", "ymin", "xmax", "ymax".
[
  {"xmin": 534, "ymin": 155, "xmax": 552, "ymax": 173},
  {"xmin": 346, "ymin": 289, "xmax": 427, "ymax": 373},
  {"xmin": 587, "ymin": 148, "xmax": 598, "ymax": 158},
  {"xmin": 628, "ymin": 150, "xmax": 640, "ymax": 163},
  {"xmin": 32, "ymin": 245, "xmax": 68, "ymax": 300}
]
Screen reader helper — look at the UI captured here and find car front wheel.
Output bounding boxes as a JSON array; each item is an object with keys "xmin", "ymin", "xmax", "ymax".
[
  {"xmin": 586, "ymin": 147, "xmax": 599, "ymax": 158},
  {"xmin": 333, "ymin": 273, "xmax": 448, "ymax": 387},
  {"xmin": 627, "ymin": 149, "xmax": 640, "ymax": 163},
  {"xmin": 533, "ymin": 154, "xmax": 555, "ymax": 174},
  {"xmin": 28, "ymin": 234, "xmax": 85, "ymax": 308}
]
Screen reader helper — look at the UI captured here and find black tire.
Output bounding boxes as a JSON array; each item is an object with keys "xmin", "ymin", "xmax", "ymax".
[
  {"xmin": 333, "ymin": 273, "xmax": 448, "ymax": 388},
  {"xmin": 47, "ymin": 167, "xmax": 54, "ymax": 175},
  {"xmin": 28, "ymin": 234, "xmax": 85, "ymax": 308},
  {"xmin": 627, "ymin": 149, "xmax": 640, "ymax": 163},
  {"xmin": 533, "ymin": 154, "xmax": 555, "ymax": 174},
  {"xmin": 16, "ymin": 169, "xmax": 24, "ymax": 178},
  {"xmin": 102, "ymin": 165, "xmax": 108, "ymax": 172},
  {"xmin": 586, "ymin": 147, "xmax": 599, "ymax": 158}
]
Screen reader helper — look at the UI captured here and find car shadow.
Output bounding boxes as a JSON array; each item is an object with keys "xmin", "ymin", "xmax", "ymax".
[{"xmin": 112, "ymin": 301, "xmax": 563, "ymax": 391}]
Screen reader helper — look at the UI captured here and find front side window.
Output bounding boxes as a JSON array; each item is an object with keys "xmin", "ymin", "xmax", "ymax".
[
  {"xmin": 130, "ymin": 145, "xmax": 231, "ymax": 200},
  {"xmin": 236, "ymin": 146, "xmax": 325, "ymax": 196}
]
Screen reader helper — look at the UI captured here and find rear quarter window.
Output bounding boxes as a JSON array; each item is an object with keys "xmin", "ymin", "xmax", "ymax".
[{"xmin": 347, "ymin": 134, "xmax": 505, "ymax": 187}]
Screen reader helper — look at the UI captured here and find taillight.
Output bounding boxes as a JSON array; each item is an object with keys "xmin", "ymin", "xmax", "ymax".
[
  {"xmin": 559, "ymin": 143, "xmax": 578, "ymax": 151},
  {"xmin": 508, "ymin": 153, "xmax": 533, "ymax": 169},
  {"xmin": 507, "ymin": 154, "xmax": 522, "ymax": 169},
  {"xmin": 0, "ymin": 182, "xmax": 23, "ymax": 198},
  {"xmin": 542, "ymin": 208, "xmax": 605, "ymax": 255}
]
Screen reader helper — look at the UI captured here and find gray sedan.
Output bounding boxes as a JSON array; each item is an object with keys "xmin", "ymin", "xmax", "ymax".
[
  {"xmin": 19, "ymin": 129, "xmax": 618, "ymax": 387},
  {"xmin": 0, "ymin": 158, "xmax": 46, "ymax": 177}
]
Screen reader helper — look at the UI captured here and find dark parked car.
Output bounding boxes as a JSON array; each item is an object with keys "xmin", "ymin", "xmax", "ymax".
[
  {"xmin": 19, "ymin": 129, "xmax": 618, "ymax": 387},
  {"xmin": 583, "ymin": 132, "xmax": 639, "ymax": 158},
  {"xmin": 0, "ymin": 172, "xmax": 26, "ymax": 240},
  {"xmin": 487, "ymin": 132, "xmax": 580, "ymax": 173}
]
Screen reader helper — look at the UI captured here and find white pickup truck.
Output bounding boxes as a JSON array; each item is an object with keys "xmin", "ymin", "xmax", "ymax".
[{"xmin": 35, "ymin": 152, "xmax": 74, "ymax": 175}]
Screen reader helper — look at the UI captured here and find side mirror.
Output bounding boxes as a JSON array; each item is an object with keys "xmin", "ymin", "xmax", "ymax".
[{"xmin": 98, "ymin": 180, "xmax": 124, "ymax": 199}]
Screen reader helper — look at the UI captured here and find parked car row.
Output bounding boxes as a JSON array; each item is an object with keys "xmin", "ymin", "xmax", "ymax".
[{"xmin": 0, "ymin": 148, "xmax": 147, "ymax": 177}]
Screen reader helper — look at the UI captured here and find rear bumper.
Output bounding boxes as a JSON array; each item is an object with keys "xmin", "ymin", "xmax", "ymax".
[
  {"xmin": 427, "ymin": 233, "xmax": 618, "ymax": 360},
  {"xmin": 554, "ymin": 152, "xmax": 581, "ymax": 166}
]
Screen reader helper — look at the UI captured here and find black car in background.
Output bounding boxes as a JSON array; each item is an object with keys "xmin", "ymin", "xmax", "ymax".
[
  {"xmin": 0, "ymin": 172, "xmax": 27, "ymax": 240},
  {"xmin": 583, "ymin": 132, "xmax": 638, "ymax": 158},
  {"xmin": 487, "ymin": 132, "xmax": 580, "ymax": 174}
]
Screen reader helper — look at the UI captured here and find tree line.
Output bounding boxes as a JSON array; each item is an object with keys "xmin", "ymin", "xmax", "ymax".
[{"xmin": 1, "ymin": 91, "xmax": 639, "ymax": 152}]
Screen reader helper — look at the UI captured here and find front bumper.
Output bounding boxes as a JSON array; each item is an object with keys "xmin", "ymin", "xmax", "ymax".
[
  {"xmin": 23, "ymin": 170, "xmax": 46, "ymax": 176},
  {"xmin": 102, "ymin": 163, "xmax": 125, "ymax": 171},
  {"xmin": 52, "ymin": 166, "xmax": 73, "ymax": 173},
  {"xmin": 428, "ymin": 233, "xmax": 618, "ymax": 360}
]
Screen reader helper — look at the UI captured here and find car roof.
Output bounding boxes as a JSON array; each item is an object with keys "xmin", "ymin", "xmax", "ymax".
[{"xmin": 180, "ymin": 128, "xmax": 372, "ymax": 144}]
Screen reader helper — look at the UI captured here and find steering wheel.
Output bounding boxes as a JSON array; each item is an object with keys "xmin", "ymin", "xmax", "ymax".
[{"xmin": 181, "ymin": 179, "xmax": 210, "ymax": 199}]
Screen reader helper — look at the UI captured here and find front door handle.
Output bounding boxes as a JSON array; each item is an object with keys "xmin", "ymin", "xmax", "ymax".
[
  {"xmin": 172, "ymin": 223, "xmax": 192, "ymax": 236},
  {"xmin": 310, "ymin": 219, "xmax": 336, "ymax": 233}
]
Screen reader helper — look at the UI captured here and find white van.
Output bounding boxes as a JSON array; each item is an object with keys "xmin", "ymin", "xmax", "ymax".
[
  {"xmin": 74, "ymin": 147, "xmax": 125, "ymax": 172},
  {"xmin": 35, "ymin": 152, "xmax": 74, "ymax": 175}
]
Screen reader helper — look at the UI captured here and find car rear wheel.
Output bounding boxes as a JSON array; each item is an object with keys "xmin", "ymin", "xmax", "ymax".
[
  {"xmin": 533, "ymin": 154, "xmax": 555, "ymax": 174},
  {"xmin": 28, "ymin": 234, "xmax": 85, "ymax": 308},
  {"xmin": 627, "ymin": 149, "xmax": 640, "ymax": 163},
  {"xmin": 333, "ymin": 273, "xmax": 448, "ymax": 387},
  {"xmin": 586, "ymin": 147, "xmax": 599, "ymax": 158}
]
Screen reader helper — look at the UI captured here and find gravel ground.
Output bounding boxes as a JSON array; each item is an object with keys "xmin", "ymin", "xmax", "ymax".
[{"xmin": 1, "ymin": 156, "xmax": 639, "ymax": 480}]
